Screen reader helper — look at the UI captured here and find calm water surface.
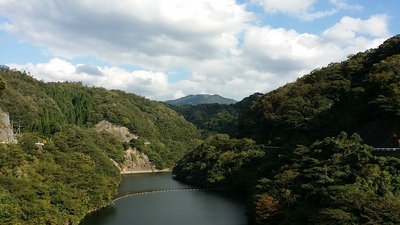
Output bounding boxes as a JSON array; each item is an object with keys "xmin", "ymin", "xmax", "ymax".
[{"xmin": 80, "ymin": 172, "xmax": 248, "ymax": 225}]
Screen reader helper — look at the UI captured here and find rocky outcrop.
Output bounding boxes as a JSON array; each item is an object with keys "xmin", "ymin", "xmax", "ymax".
[
  {"xmin": 0, "ymin": 110, "xmax": 16, "ymax": 143},
  {"xmin": 94, "ymin": 120, "xmax": 138, "ymax": 142},
  {"xmin": 112, "ymin": 147, "xmax": 162, "ymax": 174},
  {"xmin": 94, "ymin": 120, "xmax": 165, "ymax": 174}
]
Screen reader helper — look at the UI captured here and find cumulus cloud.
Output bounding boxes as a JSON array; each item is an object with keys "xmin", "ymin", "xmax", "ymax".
[
  {"xmin": 7, "ymin": 58, "xmax": 177, "ymax": 100},
  {"xmin": 329, "ymin": 0, "xmax": 362, "ymax": 10},
  {"xmin": 76, "ymin": 64, "xmax": 102, "ymax": 76},
  {"xmin": 252, "ymin": 0, "xmax": 316, "ymax": 14},
  {"xmin": 251, "ymin": 0, "xmax": 336, "ymax": 20},
  {"xmin": 0, "ymin": 0, "xmax": 393, "ymax": 101},
  {"xmin": 0, "ymin": 0, "xmax": 252, "ymax": 70},
  {"xmin": 252, "ymin": 0, "xmax": 362, "ymax": 21},
  {"xmin": 322, "ymin": 14, "xmax": 390, "ymax": 44}
]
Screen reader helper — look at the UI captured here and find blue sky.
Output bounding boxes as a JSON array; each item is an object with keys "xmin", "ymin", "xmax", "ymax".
[{"xmin": 0, "ymin": 0, "xmax": 399, "ymax": 101}]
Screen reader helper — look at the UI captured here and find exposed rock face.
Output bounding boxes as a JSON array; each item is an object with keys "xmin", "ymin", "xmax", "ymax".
[
  {"xmin": 0, "ymin": 110, "xmax": 16, "ymax": 143},
  {"xmin": 113, "ymin": 147, "xmax": 159, "ymax": 174},
  {"xmin": 95, "ymin": 120, "xmax": 138, "ymax": 142},
  {"xmin": 94, "ymin": 120, "xmax": 164, "ymax": 173}
]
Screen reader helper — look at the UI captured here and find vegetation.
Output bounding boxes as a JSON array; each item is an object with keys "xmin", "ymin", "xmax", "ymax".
[
  {"xmin": 173, "ymin": 134, "xmax": 266, "ymax": 189},
  {"xmin": 237, "ymin": 35, "xmax": 400, "ymax": 147},
  {"xmin": 251, "ymin": 132, "xmax": 400, "ymax": 224},
  {"xmin": 0, "ymin": 65, "xmax": 201, "ymax": 224},
  {"xmin": 167, "ymin": 93, "xmax": 262, "ymax": 137},
  {"xmin": 0, "ymin": 126, "xmax": 122, "ymax": 224},
  {"xmin": 173, "ymin": 35, "xmax": 400, "ymax": 224},
  {"xmin": 0, "ymin": 67, "xmax": 200, "ymax": 168},
  {"xmin": 2, "ymin": 33, "xmax": 400, "ymax": 224}
]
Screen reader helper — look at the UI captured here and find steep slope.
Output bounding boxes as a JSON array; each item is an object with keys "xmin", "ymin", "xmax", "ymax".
[
  {"xmin": 0, "ymin": 67, "xmax": 202, "ymax": 224},
  {"xmin": 0, "ymin": 110, "xmax": 16, "ymax": 143},
  {"xmin": 237, "ymin": 35, "xmax": 400, "ymax": 147},
  {"xmin": 0, "ymin": 68, "xmax": 201, "ymax": 168},
  {"xmin": 94, "ymin": 120, "xmax": 164, "ymax": 173},
  {"xmin": 0, "ymin": 125, "xmax": 123, "ymax": 224},
  {"xmin": 167, "ymin": 93, "xmax": 263, "ymax": 137},
  {"xmin": 173, "ymin": 35, "xmax": 400, "ymax": 225}
]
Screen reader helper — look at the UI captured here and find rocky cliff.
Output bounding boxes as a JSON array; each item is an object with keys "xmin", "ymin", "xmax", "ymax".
[
  {"xmin": 112, "ymin": 147, "xmax": 162, "ymax": 174},
  {"xmin": 95, "ymin": 120, "xmax": 138, "ymax": 142},
  {"xmin": 0, "ymin": 109, "xmax": 16, "ymax": 143},
  {"xmin": 95, "ymin": 120, "xmax": 164, "ymax": 173}
]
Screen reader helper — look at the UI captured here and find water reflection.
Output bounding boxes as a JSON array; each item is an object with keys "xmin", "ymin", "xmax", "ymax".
[
  {"xmin": 80, "ymin": 206, "xmax": 117, "ymax": 225},
  {"xmin": 80, "ymin": 173, "xmax": 248, "ymax": 225}
]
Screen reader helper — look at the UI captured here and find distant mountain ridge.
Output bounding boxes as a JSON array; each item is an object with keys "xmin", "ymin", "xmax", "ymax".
[{"xmin": 165, "ymin": 94, "xmax": 237, "ymax": 105}]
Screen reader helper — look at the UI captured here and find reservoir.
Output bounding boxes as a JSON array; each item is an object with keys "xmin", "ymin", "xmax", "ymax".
[{"xmin": 80, "ymin": 172, "xmax": 248, "ymax": 225}]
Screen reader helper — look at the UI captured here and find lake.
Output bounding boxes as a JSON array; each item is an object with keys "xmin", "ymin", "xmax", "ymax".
[{"xmin": 80, "ymin": 172, "xmax": 248, "ymax": 225}]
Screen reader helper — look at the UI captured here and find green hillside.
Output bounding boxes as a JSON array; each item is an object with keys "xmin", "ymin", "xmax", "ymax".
[
  {"xmin": 173, "ymin": 35, "xmax": 400, "ymax": 224},
  {"xmin": 0, "ymin": 66, "xmax": 201, "ymax": 224},
  {"xmin": 167, "ymin": 93, "xmax": 262, "ymax": 137},
  {"xmin": 0, "ymin": 67, "xmax": 200, "ymax": 168},
  {"xmin": 237, "ymin": 35, "xmax": 400, "ymax": 148}
]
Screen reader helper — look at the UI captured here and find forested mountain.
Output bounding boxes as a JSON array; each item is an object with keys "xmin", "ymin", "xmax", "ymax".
[
  {"xmin": 167, "ymin": 93, "xmax": 262, "ymax": 137},
  {"xmin": 236, "ymin": 35, "xmax": 400, "ymax": 148},
  {"xmin": 165, "ymin": 94, "xmax": 237, "ymax": 105},
  {"xmin": 0, "ymin": 66, "xmax": 201, "ymax": 224},
  {"xmin": 2, "ymin": 33, "xmax": 400, "ymax": 224},
  {"xmin": 173, "ymin": 35, "xmax": 400, "ymax": 224},
  {"xmin": 0, "ymin": 67, "xmax": 200, "ymax": 168}
]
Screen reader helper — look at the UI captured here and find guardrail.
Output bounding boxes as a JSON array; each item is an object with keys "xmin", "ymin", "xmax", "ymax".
[{"xmin": 373, "ymin": 148, "xmax": 400, "ymax": 151}]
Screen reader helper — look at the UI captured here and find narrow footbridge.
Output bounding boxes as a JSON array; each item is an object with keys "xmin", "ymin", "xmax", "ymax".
[
  {"xmin": 373, "ymin": 148, "xmax": 400, "ymax": 152},
  {"xmin": 113, "ymin": 188, "xmax": 228, "ymax": 203}
]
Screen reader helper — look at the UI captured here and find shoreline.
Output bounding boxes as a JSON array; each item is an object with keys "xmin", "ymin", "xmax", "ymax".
[
  {"xmin": 120, "ymin": 168, "xmax": 171, "ymax": 174},
  {"xmin": 81, "ymin": 170, "xmax": 172, "ymax": 223}
]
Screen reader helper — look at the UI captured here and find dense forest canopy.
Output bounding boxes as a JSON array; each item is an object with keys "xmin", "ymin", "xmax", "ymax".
[
  {"xmin": 166, "ymin": 93, "xmax": 262, "ymax": 137},
  {"xmin": 0, "ymin": 66, "xmax": 202, "ymax": 224},
  {"xmin": 0, "ymin": 68, "xmax": 201, "ymax": 168},
  {"xmin": 0, "ymin": 125, "xmax": 123, "ymax": 224},
  {"xmin": 237, "ymin": 35, "xmax": 400, "ymax": 147},
  {"xmin": 1, "ymin": 34, "xmax": 400, "ymax": 224},
  {"xmin": 173, "ymin": 35, "xmax": 400, "ymax": 224}
]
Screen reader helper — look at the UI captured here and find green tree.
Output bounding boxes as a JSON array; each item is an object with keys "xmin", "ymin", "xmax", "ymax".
[{"xmin": 251, "ymin": 132, "xmax": 400, "ymax": 225}]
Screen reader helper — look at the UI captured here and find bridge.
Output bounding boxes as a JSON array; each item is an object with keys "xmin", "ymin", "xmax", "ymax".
[
  {"xmin": 112, "ymin": 188, "xmax": 228, "ymax": 203},
  {"xmin": 373, "ymin": 148, "xmax": 400, "ymax": 151}
]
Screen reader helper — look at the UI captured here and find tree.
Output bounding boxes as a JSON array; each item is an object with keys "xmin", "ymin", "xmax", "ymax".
[{"xmin": 251, "ymin": 132, "xmax": 400, "ymax": 224}]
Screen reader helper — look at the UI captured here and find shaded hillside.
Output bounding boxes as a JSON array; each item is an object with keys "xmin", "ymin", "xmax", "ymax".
[
  {"xmin": 0, "ymin": 67, "xmax": 201, "ymax": 168},
  {"xmin": 167, "ymin": 93, "xmax": 262, "ymax": 137},
  {"xmin": 173, "ymin": 35, "xmax": 400, "ymax": 225},
  {"xmin": 358, "ymin": 120, "xmax": 400, "ymax": 148},
  {"xmin": 165, "ymin": 94, "xmax": 237, "ymax": 105},
  {"xmin": 237, "ymin": 35, "xmax": 400, "ymax": 147}
]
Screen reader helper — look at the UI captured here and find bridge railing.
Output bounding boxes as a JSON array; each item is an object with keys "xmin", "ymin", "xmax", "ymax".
[{"xmin": 373, "ymin": 148, "xmax": 400, "ymax": 151}]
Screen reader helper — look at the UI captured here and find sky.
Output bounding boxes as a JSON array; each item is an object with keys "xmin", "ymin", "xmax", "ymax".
[{"xmin": 0, "ymin": 0, "xmax": 399, "ymax": 101}]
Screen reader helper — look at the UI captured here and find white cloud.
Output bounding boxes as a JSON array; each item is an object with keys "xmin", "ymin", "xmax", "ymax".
[
  {"xmin": 7, "ymin": 58, "xmax": 176, "ymax": 101},
  {"xmin": 252, "ymin": 0, "xmax": 336, "ymax": 21},
  {"xmin": 252, "ymin": 0, "xmax": 316, "ymax": 14},
  {"xmin": 322, "ymin": 14, "xmax": 390, "ymax": 43},
  {"xmin": 251, "ymin": 0, "xmax": 363, "ymax": 21},
  {"xmin": 0, "ymin": 0, "xmax": 252, "ymax": 70},
  {"xmin": 0, "ymin": 1, "xmax": 393, "ymax": 101},
  {"xmin": 329, "ymin": 0, "xmax": 363, "ymax": 10}
]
